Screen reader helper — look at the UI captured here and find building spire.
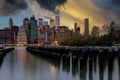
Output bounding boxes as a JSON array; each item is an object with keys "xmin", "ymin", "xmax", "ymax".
[{"xmin": 9, "ymin": 17, "xmax": 13, "ymax": 29}]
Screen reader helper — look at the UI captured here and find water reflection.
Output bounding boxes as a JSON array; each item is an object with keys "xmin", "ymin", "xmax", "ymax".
[
  {"xmin": 0, "ymin": 47, "xmax": 120, "ymax": 80},
  {"xmin": 0, "ymin": 58, "xmax": 4, "ymax": 68}
]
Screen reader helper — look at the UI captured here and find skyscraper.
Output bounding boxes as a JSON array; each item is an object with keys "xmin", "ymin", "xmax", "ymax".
[
  {"xmin": 50, "ymin": 19, "xmax": 55, "ymax": 27},
  {"xmin": 84, "ymin": 18, "xmax": 89, "ymax": 38},
  {"xmin": 11, "ymin": 26, "xmax": 19, "ymax": 44},
  {"xmin": 30, "ymin": 15, "xmax": 38, "ymax": 44},
  {"xmin": 55, "ymin": 16, "xmax": 60, "ymax": 28},
  {"xmin": 39, "ymin": 18, "xmax": 43, "ymax": 26},
  {"xmin": 17, "ymin": 26, "xmax": 27, "ymax": 46},
  {"xmin": 9, "ymin": 17, "xmax": 13, "ymax": 29},
  {"xmin": 38, "ymin": 18, "xmax": 44, "ymax": 45},
  {"xmin": 74, "ymin": 23, "xmax": 77, "ymax": 33},
  {"xmin": 43, "ymin": 21, "xmax": 48, "ymax": 26},
  {"xmin": 23, "ymin": 18, "xmax": 29, "ymax": 26},
  {"xmin": 23, "ymin": 18, "xmax": 31, "ymax": 44}
]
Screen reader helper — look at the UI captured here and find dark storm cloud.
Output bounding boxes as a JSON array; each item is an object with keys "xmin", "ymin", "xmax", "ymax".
[
  {"xmin": 112, "ymin": 0, "xmax": 120, "ymax": 5},
  {"xmin": 36, "ymin": 0, "xmax": 67, "ymax": 13},
  {"xmin": 0, "ymin": 0, "xmax": 27, "ymax": 16},
  {"xmin": 92, "ymin": 0, "xmax": 120, "ymax": 22}
]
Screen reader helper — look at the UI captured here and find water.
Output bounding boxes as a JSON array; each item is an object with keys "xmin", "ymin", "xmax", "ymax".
[{"xmin": 0, "ymin": 47, "xmax": 120, "ymax": 80}]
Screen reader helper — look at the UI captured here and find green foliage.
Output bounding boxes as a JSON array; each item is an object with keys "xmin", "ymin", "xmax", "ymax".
[
  {"xmin": 91, "ymin": 26, "xmax": 100, "ymax": 37},
  {"xmin": 59, "ymin": 21, "xmax": 120, "ymax": 46}
]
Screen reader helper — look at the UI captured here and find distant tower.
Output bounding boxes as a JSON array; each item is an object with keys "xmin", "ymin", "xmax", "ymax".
[
  {"xmin": 55, "ymin": 16, "xmax": 60, "ymax": 28},
  {"xmin": 50, "ymin": 19, "xmax": 55, "ymax": 27},
  {"xmin": 43, "ymin": 21, "xmax": 48, "ymax": 26},
  {"xmin": 74, "ymin": 23, "xmax": 77, "ymax": 33},
  {"xmin": 38, "ymin": 18, "xmax": 44, "ymax": 45},
  {"xmin": 84, "ymin": 18, "xmax": 89, "ymax": 38},
  {"xmin": 77, "ymin": 27, "xmax": 80, "ymax": 35},
  {"xmin": 30, "ymin": 15, "xmax": 38, "ymax": 44},
  {"xmin": 23, "ymin": 18, "xmax": 31, "ymax": 44},
  {"xmin": 23, "ymin": 18, "xmax": 29, "ymax": 26},
  {"xmin": 17, "ymin": 26, "xmax": 27, "ymax": 45},
  {"xmin": 39, "ymin": 18, "xmax": 43, "ymax": 26},
  {"xmin": 9, "ymin": 17, "xmax": 13, "ymax": 29}
]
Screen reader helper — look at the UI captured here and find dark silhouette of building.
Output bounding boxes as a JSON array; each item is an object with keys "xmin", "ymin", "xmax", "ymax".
[
  {"xmin": 23, "ymin": 18, "xmax": 31, "ymax": 44},
  {"xmin": 55, "ymin": 16, "xmax": 60, "ymax": 28},
  {"xmin": 84, "ymin": 18, "xmax": 89, "ymax": 38},
  {"xmin": 11, "ymin": 26, "xmax": 19, "ymax": 44},
  {"xmin": 57, "ymin": 26, "xmax": 69, "ymax": 42},
  {"xmin": 39, "ymin": 18, "xmax": 43, "ymax": 26},
  {"xmin": 50, "ymin": 19, "xmax": 55, "ymax": 27},
  {"xmin": 30, "ymin": 15, "xmax": 38, "ymax": 44},
  {"xmin": 9, "ymin": 17, "xmax": 13, "ymax": 29},
  {"xmin": 0, "ymin": 29, "xmax": 14, "ymax": 44},
  {"xmin": 111, "ymin": 24, "xmax": 120, "ymax": 39}
]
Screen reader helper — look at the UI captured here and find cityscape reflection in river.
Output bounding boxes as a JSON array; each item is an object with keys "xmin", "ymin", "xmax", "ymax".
[{"xmin": 0, "ymin": 47, "xmax": 120, "ymax": 80}]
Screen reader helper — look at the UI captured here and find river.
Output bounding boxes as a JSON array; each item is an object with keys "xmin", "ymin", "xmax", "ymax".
[{"xmin": 0, "ymin": 47, "xmax": 120, "ymax": 80}]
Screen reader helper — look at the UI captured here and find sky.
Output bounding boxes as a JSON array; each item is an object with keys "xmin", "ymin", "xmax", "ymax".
[{"xmin": 0, "ymin": 0, "xmax": 120, "ymax": 33}]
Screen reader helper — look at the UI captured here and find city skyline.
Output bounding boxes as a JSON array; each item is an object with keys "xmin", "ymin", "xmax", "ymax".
[{"xmin": 0, "ymin": 0, "xmax": 120, "ymax": 33}]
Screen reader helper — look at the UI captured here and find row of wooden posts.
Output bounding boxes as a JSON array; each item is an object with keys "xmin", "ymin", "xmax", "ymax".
[
  {"xmin": 26, "ymin": 46, "xmax": 120, "ymax": 60},
  {"xmin": 27, "ymin": 46, "xmax": 120, "ymax": 72}
]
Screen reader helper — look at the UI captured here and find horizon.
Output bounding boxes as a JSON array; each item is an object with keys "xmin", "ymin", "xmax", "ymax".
[{"xmin": 0, "ymin": 0, "xmax": 120, "ymax": 32}]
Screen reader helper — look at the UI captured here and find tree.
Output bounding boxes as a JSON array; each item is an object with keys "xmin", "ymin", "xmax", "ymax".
[
  {"xmin": 109, "ymin": 21, "xmax": 115, "ymax": 37},
  {"xmin": 91, "ymin": 26, "xmax": 100, "ymax": 37},
  {"xmin": 101, "ymin": 22, "xmax": 115, "ymax": 36},
  {"xmin": 100, "ymin": 25, "xmax": 109, "ymax": 36}
]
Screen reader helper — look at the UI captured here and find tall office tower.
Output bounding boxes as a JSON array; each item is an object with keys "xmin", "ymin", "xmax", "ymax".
[
  {"xmin": 76, "ymin": 27, "xmax": 80, "ymax": 35},
  {"xmin": 23, "ymin": 18, "xmax": 29, "ymax": 26},
  {"xmin": 74, "ymin": 23, "xmax": 77, "ymax": 33},
  {"xmin": 11, "ymin": 26, "xmax": 19, "ymax": 44},
  {"xmin": 30, "ymin": 15, "xmax": 38, "ymax": 44},
  {"xmin": 50, "ymin": 19, "xmax": 55, "ymax": 27},
  {"xmin": 43, "ymin": 21, "xmax": 48, "ymax": 26},
  {"xmin": 0, "ymin": 29, "xmax": 13, "ymax": 44},
  {"xmin": 55, "ymin": 16, "xmax": 60, "ymax": 28},
  {"xmin": 17, "ymin": 26, "xmax": 27, "ymax": 46},
  {"xmin": 23, "ymin": 18, "xmax": 31, "ymax": 44},
  {"xmin": 38, "ymin": 18, "xmax": 44, "ymax": 45},
  {"xmin": 9, "ymin": 17, "xmax": 13, "ymax": 29},
  {"xmin": 57, "ymin": 26, "xmax": 69, "ymax": 42},
  {"xmin": 84, "ymin": 18, "xmax": 89, "ymax": 38},
  {"xmin": 39, "ymin": 18, "xmax": 43, "ymax": 26}
]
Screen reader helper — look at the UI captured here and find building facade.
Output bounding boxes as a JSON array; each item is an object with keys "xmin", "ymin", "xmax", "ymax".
[
  {"xmin": 23, "ymin": 18, "xmax": 31, "ymax": 44},
  {"xmin": 112, "ymin": 24, "xmax": 120, "ymax": 39},
  {"xmin": 9, "ymin": 17, "xmax": 13, "ymax": 29},
  {"xmin": 50, "ymin": 19, "xmax": 55, "ymax": 28},
  {"xmin": 17, "ymin": 26, "xmax": 27, "ymax": 46},
  {"xmin": 11, "ymin": 26, "xmax": 19, "ymax": 44},
  {"xmin": 55, "ymin": 16, "xmax": 60, "ymax": 28},
  {"xmin": 30, "ymin": 15, "xmax": 38, "ymax": 44},
  {"xmin": 0, "ymin": 29, "xmax": 13, "ymax": 45},
  {"xmin": 57, "ymin": 26, "xmax": 69, "ymax": 42},
  {"xmin": 38, "ymin": 18, "xmax": 45, "ymax": 45},
  {"xmin": 84, "ymin": 18, "xmax": 89, "ymax": 38}
]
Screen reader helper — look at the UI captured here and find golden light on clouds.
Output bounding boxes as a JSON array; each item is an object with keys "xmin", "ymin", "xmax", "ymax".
[
  {"xmin": 58, "ymin": 0, "xmax": 109, "ymax": 32},
  {"xmin": 30, "ymin": 0, "xmax": 120, "ymax": 34}
]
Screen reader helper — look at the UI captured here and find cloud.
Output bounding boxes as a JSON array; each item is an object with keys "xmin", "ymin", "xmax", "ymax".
[
  {"xmin": 91, "ymin": 0, "xmax": 120, "ymax": 22},
  {"xmin": 112, "ymin": 0, "xmax": 120, "ymax": 5},
  {"xmin": 35, "ymin": 0, "xmax": 67, "ymax": 13},
  {"xmin": 0, "ymin": 0, "xmax": 28, "ymax": 16}
]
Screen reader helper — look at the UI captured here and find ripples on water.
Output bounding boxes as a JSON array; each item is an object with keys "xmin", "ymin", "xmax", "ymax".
[{"xmin": 0, "ymin": 47, "xmax": 120, "ymax": 80}]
